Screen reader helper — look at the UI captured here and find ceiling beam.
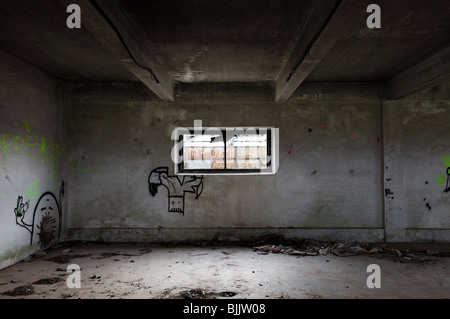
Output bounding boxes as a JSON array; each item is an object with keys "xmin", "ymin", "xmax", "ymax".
[
  {"xmin": 384, "ymin": 45, "xmax": 450, "ymax": 100},
  {"xmin": 59, "ymin": 0, "xmax": 174, "ymax": 101},
  {"xmin": 274, "ymin": 0, "xmax": 363, "ymax": 102}
]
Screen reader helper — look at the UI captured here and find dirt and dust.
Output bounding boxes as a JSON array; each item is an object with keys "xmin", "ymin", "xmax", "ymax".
[
  {"xmin": 3, "ymin": 284, "xmax": 34, "ymax": 296},
  {"xmin": 0, "ymin": 239, "xmax": 449, "ymax": 299},
  {"xmin": 32, "ymin": 277, "xmax": 64, "ymax": 285}
]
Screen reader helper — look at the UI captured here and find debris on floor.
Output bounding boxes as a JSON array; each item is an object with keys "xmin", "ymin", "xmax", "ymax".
[
  {"xmin": 34, "ymin": 251, "xmax": 48, "ymax": 259},
  {"xmin": 251, "ymin": 237, "xmax": 449, "ymax": 263},
  {"xmin": 40, "ymin": 249, "xmax": 149, "ymax": 264},
  {"xmin": 156, "ymin": 288, "xmax": 237, "ymax": 299},
  {"xmin": 43, "ymin": 253, "xmax": 92, "ymax": 264},
  {"xmin": 2, "ymin": 284, "xmax": 34, "ymax": 296},
  {"xmin": 32, "ymin": 277, "xmax": 64, "ymax": 285},
  {"xmin": 180, "ymin": 289, "xmax": 217, "ymax": 299},
  {"xmin": 252, "ymin": 238, "xmax": 377, "ymax": 257}
]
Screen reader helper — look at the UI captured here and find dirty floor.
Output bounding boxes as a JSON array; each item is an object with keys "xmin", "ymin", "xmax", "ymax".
[{"xmin": 0, "ymin": 242, "xmax": 449, "ymax": 299}]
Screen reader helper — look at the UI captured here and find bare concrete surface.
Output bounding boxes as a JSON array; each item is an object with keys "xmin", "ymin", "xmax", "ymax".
[{"xmin": 0, "ymin": 242, "xmax": 449, "ymax": 299}]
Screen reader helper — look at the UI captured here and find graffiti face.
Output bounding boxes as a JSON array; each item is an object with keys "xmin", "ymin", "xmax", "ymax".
[
  {"xmin": 168, "ymin": 196, "xmax": 184, "ymax": 214},
  {"xmin": 32, "ymin": 193, "xmax": 60, "ymax": 248}
]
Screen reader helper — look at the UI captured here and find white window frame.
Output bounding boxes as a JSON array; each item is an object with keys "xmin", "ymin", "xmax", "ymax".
[{"xmin": 172, "ymin": 126, "xmax": 279, "ymax": 175}]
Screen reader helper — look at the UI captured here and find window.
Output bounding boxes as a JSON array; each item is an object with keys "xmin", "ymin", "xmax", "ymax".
[{"xmin": 172, "ymin": 127, "xmax": 278, "ymax": 175}]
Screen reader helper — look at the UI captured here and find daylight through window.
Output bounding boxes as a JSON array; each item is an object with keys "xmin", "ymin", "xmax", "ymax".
[{"xmin": 174, "ymin": 127, "xmax": 277, "ymax": 175}]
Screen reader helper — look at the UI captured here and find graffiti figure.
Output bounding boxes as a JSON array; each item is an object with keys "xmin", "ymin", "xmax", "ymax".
[
  {"xmin": 445, "ymin": 167, "xmax": 450, "ymax": 193},
  {"xmin": 14, "ymin": 196, "xmax": 30, "ymax": 232},
  {"xmin": 149, "ymin": 167, "xmax": 203, "ymax": 215},
  {"xmin": 14, "ymin": 181, "xmax": 65, "ymax": 248}
]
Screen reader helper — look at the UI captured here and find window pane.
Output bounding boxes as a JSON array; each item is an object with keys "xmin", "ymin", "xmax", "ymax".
[
  {"xmin": 226, "ymin": 133, "xmax": 268, "ymax": 169},
  {"xmin": 183, "ymin": 134, "xmax": 224, "ymax": 170},
  {"xmin": 182, "ymin": 131, "xmax": 269, "ymax": 171}
]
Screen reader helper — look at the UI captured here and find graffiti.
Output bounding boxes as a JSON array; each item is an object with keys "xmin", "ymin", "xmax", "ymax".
[
  {"xmin": 445, "ymin": 167, "xmax": 450, "ymax": 193},
  {"xmin": 25, "ymin": 179, "xmax": 40, "ymax": 202},
  {"xmin": 14, "ymin": 196, "xmax": 31, "ymax": 234},
  {"xmin": 14, "ymin": 181, "xmax": 65, "ymax": 248},
  {"xmin": 436, "ymin": 155, "xmax": 450, "ymax": 193},
  {"xmin": 148, "ymin": 167, "xmax": 204, "ymax": 215},
  {"xmin": 0, "ymin": 121, "xmax": 94, "ymax": 188}
]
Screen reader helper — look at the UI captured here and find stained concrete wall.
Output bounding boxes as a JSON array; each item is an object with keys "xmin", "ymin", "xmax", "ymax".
[
  {"xmin": 66, "ymin": 82, "xmax": 386, "ymax": 243},
  {"xmin": 383, "ymin": 84, "xmax": 450, "ymax": 242},
  {"xmin": 0, "ymin": 50, "xmax": 68, "ymax": 269},
  {"xmin": 66, "ymin": 81, "xmax": 450, "ymax": 244}
]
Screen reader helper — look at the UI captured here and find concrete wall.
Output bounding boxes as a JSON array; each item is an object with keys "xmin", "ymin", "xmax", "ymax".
[
  {"xmin": 66, "ymin": 81, "xmax": 450, "ymax": 243},
  {"xmin": 66, "ymin": 82, "xmax": 386, "ymax": 243},
  {"xmin": 383, "ymin": 84, "xmax": 450, "ymax": 242},
  {"xmin": 0, "ymin": 50, "xmax": 68, "ymax": 269}
]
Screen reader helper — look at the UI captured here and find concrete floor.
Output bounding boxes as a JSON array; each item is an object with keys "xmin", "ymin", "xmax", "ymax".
[{"xmin": 0, "ymin": 242, "xmax": 449, "ymax": 299}]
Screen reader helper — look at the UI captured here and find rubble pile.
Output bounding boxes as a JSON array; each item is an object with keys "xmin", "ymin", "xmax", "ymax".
[
  {"xmin": 252, "ymin": 237, "xmax": 446, "ymax": 262},
  {"xmin": 252, "ymin": 238, "xmax": 381, "ymax": 257}
]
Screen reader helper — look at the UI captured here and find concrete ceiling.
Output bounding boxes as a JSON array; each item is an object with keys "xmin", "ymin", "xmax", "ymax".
[
  {"xmin": 121, "ymin": 0, "xmax": 316, "ymax": 83},
  {"xmin": 0, "ymin": 0, "xmax": 449, "ymax": 101},
  {"xmin": 0, "ymin": 0, "xmax": 137, "ymax": 82},
  {"xmin": 306, "ymin": 0, "xmax": 450, "ymax": 82}
]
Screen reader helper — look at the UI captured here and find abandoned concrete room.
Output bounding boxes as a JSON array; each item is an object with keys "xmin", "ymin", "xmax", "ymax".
[{"xmin": 0, "ymin": 0, "xmax": 450, "ymax": 303}]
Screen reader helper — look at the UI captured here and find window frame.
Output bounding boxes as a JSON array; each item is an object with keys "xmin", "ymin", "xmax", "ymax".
[{"xmin": 173, "ymin": 127, "xmax": 278, "ymax": 175}]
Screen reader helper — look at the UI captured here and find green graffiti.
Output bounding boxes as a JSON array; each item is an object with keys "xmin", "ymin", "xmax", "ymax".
[
  {"xmin": 25, "ymin": 179, "xmax": 40, "ymax": 202},
  {"xmin": 0, "ymin": 122, "xmax": 95, "ymax": 186},
  {"xmin": 436, "ymin": 173, "xmax": 446, "ymax": 186},
  {"xmin": 25, "ymin": 121, "xmax": 31, "ymax": 134},
  {"xmin": 436, "ymin": 155, "xmax": 450, "ymax": 189},
  {"xmin": 442, "ymin": 155, "xmax": 450, "ymax": 168}
]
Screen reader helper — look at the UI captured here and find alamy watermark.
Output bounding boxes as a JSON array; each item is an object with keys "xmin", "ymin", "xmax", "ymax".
[
  {"xmin": 66, "ymin": 4, "xmax": 81, "ymax": 29},
  {"xmin": 366, "ymin": 264, "xmax": 381, "ymax": 288},
  {"xmin": 367, "ymin": 4, "xmax": 381, "ymax": 29},
  {"xmin": 66, "ymin": 3, "xmax": 381, "ymax": 30},
  {"xmin": 66, "ymin": 264, "xmax": 81, "ymax": 289}
]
